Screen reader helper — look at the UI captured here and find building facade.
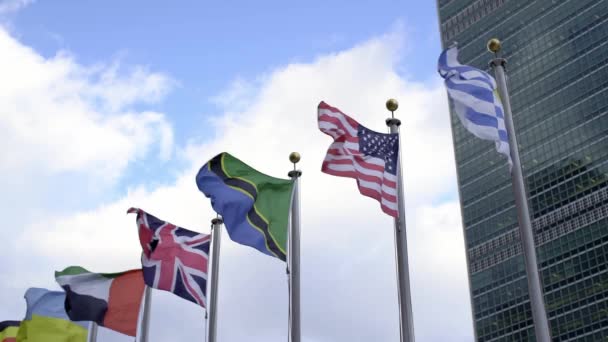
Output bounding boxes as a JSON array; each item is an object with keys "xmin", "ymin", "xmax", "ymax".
[{"xmin": 437, "ymin": 0, "xmax": 608, "ymax": 340}]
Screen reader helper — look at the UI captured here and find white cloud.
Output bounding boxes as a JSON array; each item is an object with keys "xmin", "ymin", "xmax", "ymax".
[
  {"xmin": 0, "ymin": 28, "xmax": 174, "ymax": 181},
  {"xmin": 0, "ymin": 0, "xmax": 33, "ymax": 15},
  {"xmin": 86, "ymin": 61, "xmax": 176, "ymax": 111},
  {"xmin": 409, "ymin": 202, "xmax": 473, "ymax": 341},
  {"xmin": 0, "ymin": 24, "xmax": 177, "ymax": 328},
  {"xmin": 5, "ymin": 27, "xmax": 473, "ymax": 341}
]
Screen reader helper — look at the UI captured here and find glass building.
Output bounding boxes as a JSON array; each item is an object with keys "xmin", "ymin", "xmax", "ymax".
[{"xmin": 436, "ymin": 0, "xmax": 608, "ymax": 340}]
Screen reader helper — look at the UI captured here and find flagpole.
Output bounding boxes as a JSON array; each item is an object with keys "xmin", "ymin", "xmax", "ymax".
[
  {"xmin": 139, "ymin": 286, "xmax": 152, "ymax": 342},
  {"xmin": 385, "ymin": 99, "xmax": 415, "ymax": 342},
  {"xmin": 487, "ymin": 39, "xmax": 552, "ymax": 342},
  {"xmin": 287, "ymin": 152, "xmax": 302, "ymax": 342},
  {"xmin": 207, "ymin": 217, "xmax": 223, "ymax": 342},
  {"xmin": 87, "ymin": 321, "xmax": 98, "ymax": 342}
]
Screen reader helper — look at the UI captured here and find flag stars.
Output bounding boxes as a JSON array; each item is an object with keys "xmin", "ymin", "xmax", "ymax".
[{"xmin": 357, "ymin": 125, "xmax": 399, "ymax": 175}]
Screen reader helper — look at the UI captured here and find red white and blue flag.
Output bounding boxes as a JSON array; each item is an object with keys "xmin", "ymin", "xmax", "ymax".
[
  {"xmin": 318, "ymin": 101, "xmax": 400, "ymax": 217},
  {"xmin": 127, "ymin": 208, "xmax": 210, "ymax": 308}
]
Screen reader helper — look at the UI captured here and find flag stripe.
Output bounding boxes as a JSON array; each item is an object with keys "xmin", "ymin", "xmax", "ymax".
[
  {"xmin": 61, "ymin": 286, "xmax": 107, "ymax": 325},
  {"xmin": 318, "ymin": 112, "xmax": 358, "ymax": 136},
  {"xmin": 17, "ymin": 314, "xmax": 87, "ymax": 342},
  {"xmin": 323, "ymin": 155, "xmax": 396, "ymax": 180},
  {"xmin": 0, "ymin": 321, "xmax": 19, "ymax": 342},
  {"xmin": 0, "ymin": 322, "xmax": 20, "ymax": 331},
  {"xmin": 56, "ymin": 270, "xmax": 112, "ymax": 303},
  {"xmin": 210, "ymin": 155, "xmax": 258, "ymax": 199},
  {"xmin": 102, "ymin": 270, "xmax": 145, "ymax": 337},
  {"xmin": 445, "ymin": 77, "xmax": 496, "ymax": 103},
  {"xmin": 322, "ymin": 161, "xmax": 397, "ymax": 189},
  {"xmin": 327, "ymin": 143, "xmax": 361, "ymax": 154},
  {"xmin": 447, "ymin": 87, "xmax": 499, "ymax": 116},
  {"xmin": 322, "ymin": 163, "xmax": 397, "ymax": 200}
]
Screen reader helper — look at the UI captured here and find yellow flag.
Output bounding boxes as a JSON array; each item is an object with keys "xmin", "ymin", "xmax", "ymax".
[{"xmin": 16, "ymin": 315, "xmax": 86, "ymax": 342}]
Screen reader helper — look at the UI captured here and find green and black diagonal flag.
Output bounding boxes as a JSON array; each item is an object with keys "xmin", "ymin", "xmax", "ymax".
[{"xmin": 196, "ymin": 152, "xmax": 294, "ymax": 261}]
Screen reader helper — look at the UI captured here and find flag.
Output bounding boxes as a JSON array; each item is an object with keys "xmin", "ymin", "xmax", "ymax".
[
  {"xmin": 0, "ymin": 321, "xmax": 19, "ymax": 342},
  {"xmin": 438, "ymin": 45, "xmax": 512, "ymax": 166},
  {"xmin": 17, "ymin": 288, "xmax": 87, "ymax": 342},
  {"xmin": 55, "ymin": 266, "xmax": 145, "ymax": 337},
  {"xmin": 196, "ymin": 152, "xmax": 294, "ymax": 261},
  {"xmin": 128, "ymin": 208, "xmax": 210, "ymax": 308},
  {"xmin": 318, "ymin": 101, "xmax": 399, "ymax": 217}
]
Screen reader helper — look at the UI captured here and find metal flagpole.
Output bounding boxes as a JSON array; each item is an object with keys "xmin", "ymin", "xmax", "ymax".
[
  {"xmin": 287, "ymin": 152, "xmax": 302, "ymax": 342},
  {"xmin": 385, "ymin": 99, "xmax": 415, "ymax": 342},
  {"xmin": 139, "ymin": 286, "xmax": 152, "ymax": 342},
  {"xmin": 87, "ymin": 321, "xmax": 98, "ymax": 342},
  {"xmin": 207, "ymin": 217, "xmax": 223, "ymax": 342},
  {"xmin": 487, "ymin": 38, "xmax": 552, "ymax": 342}
]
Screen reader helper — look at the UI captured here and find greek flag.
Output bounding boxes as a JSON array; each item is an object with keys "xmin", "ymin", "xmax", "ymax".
[{"xmin": 438, "ymin": 46, "xmax": 512, "ymax": 167}]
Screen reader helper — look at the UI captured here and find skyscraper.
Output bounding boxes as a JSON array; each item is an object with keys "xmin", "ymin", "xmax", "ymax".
[{"xmin": 437, "ymin": 0, "xmax": 608, "ymax": 340}]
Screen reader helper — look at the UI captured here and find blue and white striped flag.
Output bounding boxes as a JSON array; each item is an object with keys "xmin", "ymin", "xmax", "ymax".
[{"xmin": 438, "ymin": 46, "xmax": 512, "ymax": 167}]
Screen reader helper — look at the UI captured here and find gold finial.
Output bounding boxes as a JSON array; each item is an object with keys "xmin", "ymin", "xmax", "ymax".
[
  {"xmin": 386, "ymin": 98, "xmax": 399, "ymax": 112},
  {"xmin": 487, "ymin": 38, "xmax": 501, "ymax": 54},
  {"xmin": 289, "ymin": 152, "xmax": 301, "ymax": 164}
]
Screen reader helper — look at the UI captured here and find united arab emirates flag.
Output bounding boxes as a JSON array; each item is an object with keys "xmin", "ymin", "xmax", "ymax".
[
  {"xmin": 55, "ymin": 267, "xmax": 145, "ymax": 337},
  {"xmin": 196, "ymin": 152, "xmax": 294, "ymax": 261}
]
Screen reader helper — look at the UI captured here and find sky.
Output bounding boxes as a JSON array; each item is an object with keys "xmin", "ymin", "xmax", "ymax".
[{"xmin": 0, "ymin": 0, "xmax": 474, "ymax": 341}]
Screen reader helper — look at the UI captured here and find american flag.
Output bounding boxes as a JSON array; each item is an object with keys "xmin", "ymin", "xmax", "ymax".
[
  {"xmin": 318, "ymin": 101, "xmax": 400, "ymax": 217},
  {"xmin": 127, "ymin": 208, "xmax": 210, "ymax": 308}
]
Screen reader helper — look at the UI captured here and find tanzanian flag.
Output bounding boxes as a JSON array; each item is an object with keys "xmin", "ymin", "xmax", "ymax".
[
  {"xmin": 196, "ymin": 152, "xmax": 294, "ymax": 261},
  {"xmin": 0, "ymin": 321, "xmax": 19, "ymax": 342}
]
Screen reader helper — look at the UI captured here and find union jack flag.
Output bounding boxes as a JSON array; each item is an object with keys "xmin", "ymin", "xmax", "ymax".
[{"xmin": 127, "ymin": 208, "xmax": 210, "ymax": 308}]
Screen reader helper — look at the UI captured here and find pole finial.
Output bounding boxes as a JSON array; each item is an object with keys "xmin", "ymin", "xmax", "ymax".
[
  {"xmin": 487, "ymin": 38, "xmax": 501, "ymax": 55},
  {"xmin": 288, "ymin": 152, "xmax": 302, "ymax": 178},
  {"xmin": 289, "ymin": 152, "xmax": 301, "ymax": 165},
  {"xmin": 386, "ymin": 98, "xmax": 399, "ymax": 113},
  {"xmin": 385, "ymin": 98, "xmax": 401, "ymax": 127}
]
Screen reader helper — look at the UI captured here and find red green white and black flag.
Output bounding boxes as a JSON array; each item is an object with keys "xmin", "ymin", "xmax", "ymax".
[{"xmin": 55, "ymin": 266, "xmax": 146, "ymax": 337}]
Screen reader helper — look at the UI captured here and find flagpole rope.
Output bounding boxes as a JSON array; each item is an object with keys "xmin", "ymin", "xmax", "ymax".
[
  {"xmin": 205, "ymin": 221, "xmax": 212, "ymax": 342},
  {"xmin": 205, "ymin": 314, "xmax": 208, "ymax": 342},
  {"xmin": 286, "ymin": 204, "xmax": 292, "ymax": 342},
  {"xmin": 287, "ymin": 264, "xmax": 291, "ymax": 342}
]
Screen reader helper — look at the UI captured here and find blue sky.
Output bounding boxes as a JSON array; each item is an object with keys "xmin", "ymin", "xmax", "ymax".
[
  {"xmin": 12, "ymin": 0, "xmax": 441, "ymax": 144},
  {"xmin": 5, "ymin": 0, "xmax": 447, "ymax": 211},
  {"xmin": 0, "ymin": 1, "xmax": 474, "ymax": 341}
]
